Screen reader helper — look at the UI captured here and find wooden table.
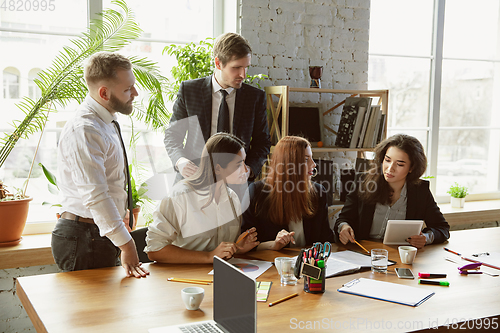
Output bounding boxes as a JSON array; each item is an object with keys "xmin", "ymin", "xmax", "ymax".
[{"xmin": 17, "ymin": 228, "xmax": 500, "ymax": 332}]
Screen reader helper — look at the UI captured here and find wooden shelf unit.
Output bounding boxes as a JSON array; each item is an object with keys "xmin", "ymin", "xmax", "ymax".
[{"xmin": 264, "ymin": 86, "xmax": 389, "ymax": 154}]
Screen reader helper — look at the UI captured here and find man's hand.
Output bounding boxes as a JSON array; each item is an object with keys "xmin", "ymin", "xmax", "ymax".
[
  {"xmin": 236, "ymin": 227, "xmax": 260, "ymax": 254},
  {"xmin": 119, "ymin": 239, "xmax": 150, "ymax": 278},
  {"xmin": 272, "ymin": 229, "xmax": 295, "ymax": 251},
  {"xmin": 177, "ymin": 157, "xmax": 198, "ymax": 179},
  {"xmin": 339, "ymin": 224, "xmax": 356, "ymax": 245},
  {"xmin": 209, "ymin": 242, "xmax": 238, "ymax": 260}
]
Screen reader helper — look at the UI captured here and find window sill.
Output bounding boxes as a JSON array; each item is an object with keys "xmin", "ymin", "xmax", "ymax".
[
  {"xmin": 0, "ymin": 233, "xmax": 54, "ymax": 270},
  {"xmin": 439, "ymin": 199, "xmax": 500, "ymax": 228}
]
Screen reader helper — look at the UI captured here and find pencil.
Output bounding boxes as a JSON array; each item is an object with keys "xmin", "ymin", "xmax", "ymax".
[
  {"xmin": 167, "ymin": 278, "xmax": 212, "ymax": 285},
  {"xmin": 236, "ymin": 230, "xmax": 250, "ymax": 245},
  {"xmin": 354, "ymin": 240, "xmax": 370, "ymax": 254},
  {"xmin": 168, "ymin": 277, "xmax": 213, "ymax": 283},
  {"xmin": 268, "ymin": 293, "xmax": 299, "ymax": 307}
]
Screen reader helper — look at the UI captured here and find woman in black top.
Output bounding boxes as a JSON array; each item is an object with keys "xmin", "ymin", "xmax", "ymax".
[
  {"xmin": 242, "ymin": 136, "xmax": 334, "ymax": 250},
  {"xmin": 335, "ymin": 134, "xmax": 450, "ymax": 249}
]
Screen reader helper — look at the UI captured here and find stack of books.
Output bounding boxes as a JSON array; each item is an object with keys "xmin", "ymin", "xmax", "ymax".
[{"xmin": 334, "ymin": 97, "xmax": 386, "ymax": 148}]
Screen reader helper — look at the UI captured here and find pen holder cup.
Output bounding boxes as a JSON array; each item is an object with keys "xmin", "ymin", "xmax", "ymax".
[{"xmin": 303, "ymin": 265, "xmax": 326, "ymax": 294}]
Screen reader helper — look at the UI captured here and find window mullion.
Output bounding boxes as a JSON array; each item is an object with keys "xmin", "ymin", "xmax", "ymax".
[{"xmin": 427, "ymin": 0, "xmax": 446, "ymax": 193}]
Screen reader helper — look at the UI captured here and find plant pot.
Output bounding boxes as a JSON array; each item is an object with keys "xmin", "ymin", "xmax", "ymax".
[
  {"xmin": 450, "ymin": 197, "xmax": 465, "ymax": 208},
  {"xmin": 132, "ymin": 206, "xmax": 141, "ymax": 231},
  {"xmin": 0, "ymin": 197, "xmax": 33, "ymax": 246}
]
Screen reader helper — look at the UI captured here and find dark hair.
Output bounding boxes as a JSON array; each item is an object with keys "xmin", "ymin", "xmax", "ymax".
[
  {"xmin": 184, "ymin": 132, "xmax": 245, "ymax": 207},
  {"xmin": 213, "ymin": 32, "xmax": 252, "ymax": 66},
  {"xmin": 259, "ymin": 136, "xmax": 317, "ymax": 226},
  {"xmin": 359, "ymin": 134, "xmax": 427, "ymax": 204}
]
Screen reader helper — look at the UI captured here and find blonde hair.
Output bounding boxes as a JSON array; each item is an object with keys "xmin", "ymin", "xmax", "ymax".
[
  {"xmin": 213, "ymin": 33, "xmax": 252, "ymax": 66},
  {"xmin": 84, "ymin": 51, "xmax": 132, "ymax": 86}
]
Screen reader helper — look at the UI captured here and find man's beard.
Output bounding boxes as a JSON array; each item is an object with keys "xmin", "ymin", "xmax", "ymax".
[{"xmin": 109, "ymin": 93, "xmax": 133, "ymax": 115}]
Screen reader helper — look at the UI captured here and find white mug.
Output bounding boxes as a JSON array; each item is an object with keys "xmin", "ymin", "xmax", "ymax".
[
  {"xmin": 399, "ymin": 246, "xmax": 418, "ymax": 264},
  {"xmin": 181, "ymin": 287, "xmax": 204, "ymax": 310}
]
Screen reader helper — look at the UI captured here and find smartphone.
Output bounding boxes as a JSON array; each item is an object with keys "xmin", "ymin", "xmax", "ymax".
[{"xmin": 395, "ymin": 267, "xmax": 415, "ymax": 279}]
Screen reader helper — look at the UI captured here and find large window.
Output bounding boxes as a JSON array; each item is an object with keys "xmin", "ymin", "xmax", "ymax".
[
  {"xmin": 0, "ymin": 0, "xmax": 217, "ymax": 232},
  {"xmin": 368, "ymin": 0, "xmax": 500, "ymax": 201}
]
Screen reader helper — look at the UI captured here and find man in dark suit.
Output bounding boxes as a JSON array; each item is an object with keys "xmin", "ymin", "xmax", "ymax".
[{"xmin": 164, "ymin": 32, "xmax": 271, "ymax": 182}]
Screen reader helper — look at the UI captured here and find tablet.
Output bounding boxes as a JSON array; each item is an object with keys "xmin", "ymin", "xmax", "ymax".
[{"xmin": 383, "ymin": 220, "xmax": 424, "ymax": 245}]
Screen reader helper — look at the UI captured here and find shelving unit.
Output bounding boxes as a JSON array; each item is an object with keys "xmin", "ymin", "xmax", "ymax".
[{"xmin": 264, "ymin": 85, "xmax": 389, "ymax": 156}]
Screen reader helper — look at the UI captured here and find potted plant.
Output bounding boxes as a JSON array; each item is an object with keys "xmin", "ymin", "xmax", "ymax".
[
  {"xmin": 447, "ymin": 182, "xmax": 468, "ymax": 208},
  {"xmin": 0, "ymin": 0, "xmax": 169, "ymax": 245}
]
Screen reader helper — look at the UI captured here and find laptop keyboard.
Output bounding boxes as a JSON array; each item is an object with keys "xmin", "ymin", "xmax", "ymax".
[{"xmin": 179, "ymin": 323, "xmax": 223, "ymax": 333}]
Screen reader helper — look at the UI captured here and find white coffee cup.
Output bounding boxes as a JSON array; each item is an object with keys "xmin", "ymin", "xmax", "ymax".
[
  {"xmin": 399, "ymin": 246, "xmax": 418, "ymax": 264},
  {"xmin": 181, "ymin": 287, "xmax": 204, "ymax": 310}
]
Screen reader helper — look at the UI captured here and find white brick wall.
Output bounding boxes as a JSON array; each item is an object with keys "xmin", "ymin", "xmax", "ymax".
[
  {"xmin": 0, "ymin": 265, "xmax": 61, "ymax": 333},
  {"xmin": 241, "ymin": 0, "xmax": 370, "ymax": 154}
]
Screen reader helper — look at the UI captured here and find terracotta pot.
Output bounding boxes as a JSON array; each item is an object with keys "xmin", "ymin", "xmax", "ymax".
[
  {"xmin": 132, "ymin": 206, "xmax": 141, "ymax": 231},
  {"xmin": 0, "ymin": 197, "xmax": 33, "ymax": 246}
]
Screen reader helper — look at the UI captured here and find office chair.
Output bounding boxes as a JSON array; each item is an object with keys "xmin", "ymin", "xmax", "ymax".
[{"xmin": 130, "ymin": 227, "xmax": 153, "ymax": 263}]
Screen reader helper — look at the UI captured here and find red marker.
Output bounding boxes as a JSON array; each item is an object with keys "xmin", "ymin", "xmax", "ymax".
[{"xmin": 418, "ymin": 273, "xmax": 447, "ymax": 278}]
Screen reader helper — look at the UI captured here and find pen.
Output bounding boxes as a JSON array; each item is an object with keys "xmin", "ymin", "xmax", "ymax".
[
  {"xmin": 419, "ymin": 280, "xmax": 450, "ymax": 286},
  {"xmin": 444, "ymin": 247, "xmax": 461, "ymax": 256},
  {"xmin": 418, "ymin": 273, "xmax": 447, "ymax": 278},
  {"xmin": 268, "ymin": 293, "xmax": 299, "ymax": 307},
  {"xmin": 235, "ymin": 230, "xmax": 250, "ymax": 245},
  {"xmin": 354, "ymin": 240, "xmax": 370, "ymax": 254}
]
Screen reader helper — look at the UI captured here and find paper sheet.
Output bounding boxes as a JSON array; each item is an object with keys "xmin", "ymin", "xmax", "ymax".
[{"xmin": 208, "ymin": 258, "xmax": 273, "ymax": 279}]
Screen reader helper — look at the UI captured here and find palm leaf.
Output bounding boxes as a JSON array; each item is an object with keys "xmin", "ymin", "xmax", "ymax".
[{"xmin": 0, "ymin": 0, "xmax": 169, "ymax": 169}]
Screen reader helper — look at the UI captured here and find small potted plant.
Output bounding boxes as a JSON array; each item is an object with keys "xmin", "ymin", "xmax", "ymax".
[{"xmin": 447, "ymin": 182, "xmax": 468, "ymax": 208}]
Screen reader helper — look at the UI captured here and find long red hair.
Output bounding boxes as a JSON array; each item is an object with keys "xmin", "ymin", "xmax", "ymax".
[{"xmin": 259, "ymin": 136, "xmax": 317, "ymax": 225}]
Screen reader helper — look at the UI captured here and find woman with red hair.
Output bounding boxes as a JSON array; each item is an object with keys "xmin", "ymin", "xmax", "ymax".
[{"xmin": 242, "ymin": 136, "xmax": 334, "ymax": 250}]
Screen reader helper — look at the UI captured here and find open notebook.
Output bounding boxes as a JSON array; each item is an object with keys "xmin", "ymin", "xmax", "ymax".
[
  {"xmin": 338, "ymin": 278, "xmax": 434, "ymax": 307},
  {"xmin": 326, "ymin": 250, "xmax": 396, "ymax": 278}
]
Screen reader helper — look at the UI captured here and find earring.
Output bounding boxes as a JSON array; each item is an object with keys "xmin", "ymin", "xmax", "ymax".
[{"xmin": 312, "ymin": 168, "xmax": 318, "ymax": 177}]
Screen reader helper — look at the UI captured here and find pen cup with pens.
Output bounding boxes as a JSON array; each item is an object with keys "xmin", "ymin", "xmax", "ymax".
[{"xmin": 295, "ymin": 242, "xmax": 331, "ymax": 294}]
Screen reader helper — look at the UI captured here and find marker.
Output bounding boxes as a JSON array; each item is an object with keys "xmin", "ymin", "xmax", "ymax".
[
  {"xmin": 419, "ymin": 280, "xmax": 450, "ymax": 286},
  {"xmin": 444, "ymin": 247, "xmax": 461, "ymax": 256},
  {"xmin": 418, "ymin": 273, "xmax": 447, "ymax": 278}
]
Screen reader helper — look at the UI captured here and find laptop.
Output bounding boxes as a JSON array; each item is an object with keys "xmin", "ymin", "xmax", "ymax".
[
  {"xmin": 383, "ymin": 220, "xmax": 424, "ymax": 245},
  {"xmin": 149, "ymin": 256, "xmax": 257, "ymax": 333}
]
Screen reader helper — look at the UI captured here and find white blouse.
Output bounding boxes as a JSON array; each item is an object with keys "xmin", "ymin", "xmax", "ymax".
[{"xmin": 146, "ymin": 182, "xmax": 241, "ymax": 253}]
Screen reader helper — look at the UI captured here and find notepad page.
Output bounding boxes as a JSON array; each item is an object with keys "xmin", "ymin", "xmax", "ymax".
[
  {"xmin": 329, "ymin": 250, "xmax": 396, "ymax": 268},
  {"xmin": 338, "ymin": 278, "xmax": 434, "ymax": 307},
  {"xmin": 325, "ymin": 258, "xmax": 361, "ymax": 277}
]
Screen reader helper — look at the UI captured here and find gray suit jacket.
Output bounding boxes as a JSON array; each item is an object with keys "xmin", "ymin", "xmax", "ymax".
[{"xmin": 164, "ymin": 76, "xmax": 271, "ymax": 179}]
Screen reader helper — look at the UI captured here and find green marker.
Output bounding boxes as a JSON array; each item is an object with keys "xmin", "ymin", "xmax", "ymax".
[{"xmin": 419, "ymin": 280, "xmax": 450, "ymax": 286}]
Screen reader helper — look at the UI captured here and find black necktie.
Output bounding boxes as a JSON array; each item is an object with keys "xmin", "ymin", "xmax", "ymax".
[
  {"xmin": 217, "ymin": 89, "xmax": 230, "ymax": 133},
  {"xmin": 112, "ymin": 120, "xmax": 134, "ymax": 230}
]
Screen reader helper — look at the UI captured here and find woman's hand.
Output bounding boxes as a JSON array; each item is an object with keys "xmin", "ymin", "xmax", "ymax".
[
  {"xmin": 339, "ymin": 224, "xmax": 356, "ymax": 245},
  {"xmin": 271, "ymin": 229, "xmax": 295, "ymax": 251},
  {"xmin": 209, "ymin": 242, "xmax": 238, "ymax": 260},
  {"xmin": 236, "ymin": 227, "xmax": 260, "ymax": 254},
  {"xmin": 407, "ymin": 232, "xmax": 426, "ymax": 249}
]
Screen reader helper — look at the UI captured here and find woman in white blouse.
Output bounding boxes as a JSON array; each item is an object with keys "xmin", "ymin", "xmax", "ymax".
[{"xmin": 146, "ymin": 133, "xmax": 259, "ymax": 263}]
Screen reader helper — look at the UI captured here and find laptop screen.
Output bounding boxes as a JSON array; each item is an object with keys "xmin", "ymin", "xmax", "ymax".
[{"xmin": 213, "ymin": 256, "xmax": 256, "ymax": 333}]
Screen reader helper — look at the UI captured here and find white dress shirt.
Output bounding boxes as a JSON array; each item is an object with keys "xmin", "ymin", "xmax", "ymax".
[
  {"xmin": 211, "ymin": 74, "xmax": 235, "ymax": 135},
  {"xmin": 145, "ymin": 182, "xmax": 241, "ymax": 253},
  {"xmin": 58, "ymin": 95, "xmax": 131, "ymax": 247}
]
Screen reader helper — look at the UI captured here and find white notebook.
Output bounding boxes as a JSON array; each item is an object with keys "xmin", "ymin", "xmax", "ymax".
[{"xmin": 338, "ymin": 278, "xmax": 434, "ymax": 307}]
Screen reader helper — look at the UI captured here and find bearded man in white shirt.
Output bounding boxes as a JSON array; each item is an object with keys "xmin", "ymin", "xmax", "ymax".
[{"xmin": 51, "ymin": 52, "xmax": 149, "ymax": 278}]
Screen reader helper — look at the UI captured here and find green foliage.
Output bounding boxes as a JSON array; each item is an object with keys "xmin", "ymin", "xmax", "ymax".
[
  {"xmin": 163, "ymin": 38, "xmax": 268, "ymax": 101},
  {"xmin": 0, "ymin": 0, "xmax": 170, "ymax": 169},
  {"xmin": 163, "ymin": 38, "xmax": 215, "ymax": 102},
  {"xmin": 447, "ymin": 182, "xmax": 469, "ymax": 198}
]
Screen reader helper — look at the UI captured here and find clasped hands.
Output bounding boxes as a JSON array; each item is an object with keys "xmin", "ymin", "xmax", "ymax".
[{"xmin": 209, "ymin": 227, "xmax": 259, "ymax": 260}]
